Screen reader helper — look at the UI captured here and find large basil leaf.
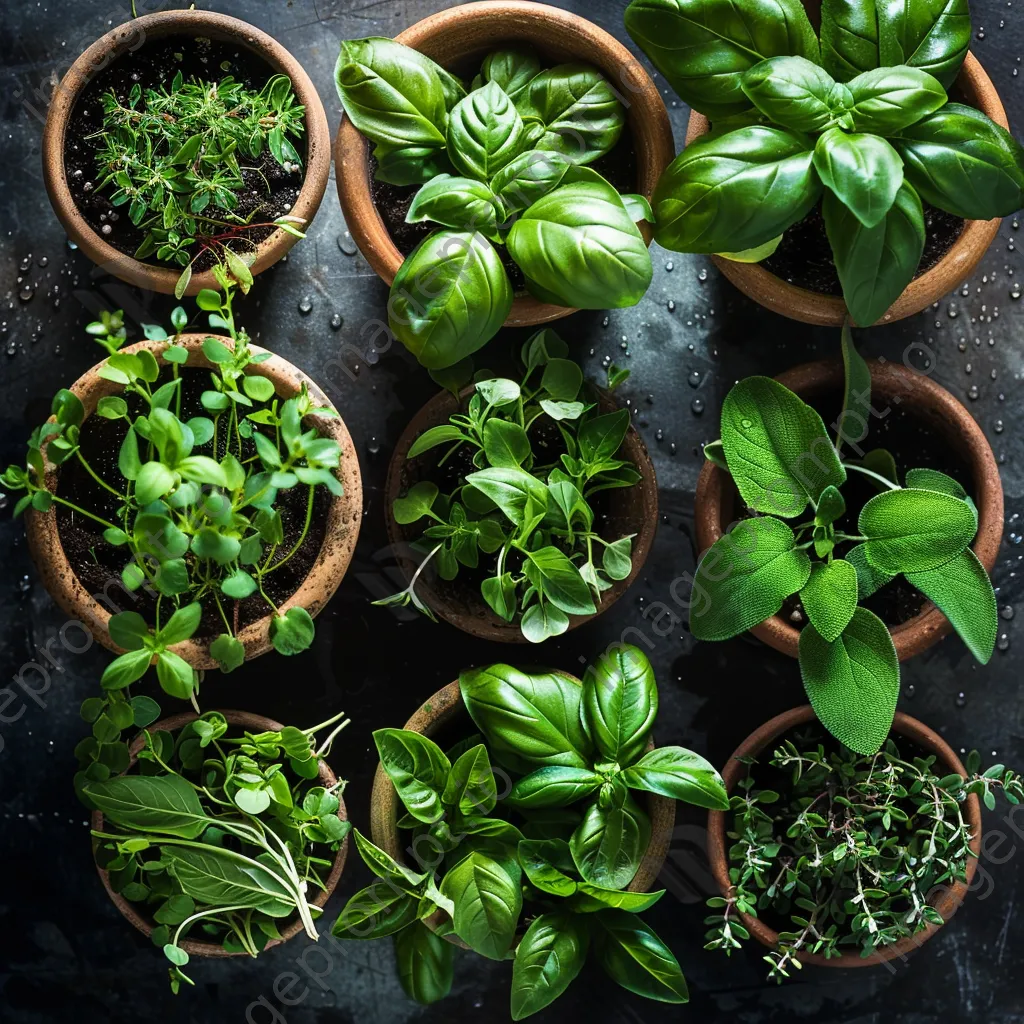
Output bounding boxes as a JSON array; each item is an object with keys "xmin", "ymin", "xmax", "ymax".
[
  {"xmin": 406, "ymin": 174, "xmax": 503, "ymax": 241},
  {"xmin": 332, "ymin": 886, "xmax": 421, "ymax": 939},
  {"xmin": 163, "ymin": 847, "xmax": 294, "ymax": 916},
  {"xmin": 653, "ymin": 126, "xmax": 820, "ymax": 254},
  {"xmin": 570, "ymin": 793, "xmax": 650, "ymax": 890},
  {"xmin": 798, "ymin": 606, "xmax": 899, "ymax": 754},
  {"xmin": 593, "ymin": 910, "xmax": 689, "ymax": 1003},
  {"xmin": 447, "ymin": 81, "xmax": 529, "ymax": 180},
  {"xmin": 489, "ymin": 150, "xmax": 573, "ymax": 215},
  {"xmin": 440, "ymin": 850, "xmax": 522, "ymax": 959},
  {"xmin": 905, "ymin": 547, "xmax": 997, "ymax": 664},
  {"xmin": 878, "ymin": 0, "xmax": 971, "ymax": 89},
  {"xmin": 569, "ymin": 884, "xmax": 665, "ymax": 914},
  {"xmin": 388, "ymin": 230, "xmax": 512, "ymax": 370},
  {"xmin": 720, "ymin": 375, "xmax": 846, "ymax": 515},
  {"xmin": 523, "ymin": 546, "xmax": 597, "ymax": 616},
  {"xmin": 506, "ymin": 180, "xmax": 652, "ymax": 309},
  {"xmin": 507, "ymin": 766, "xmax": 604, "ymax": 808},
  {"xmin": 460, "ymin": 664, "xmax": 592, "ymax": 773},
  {"xmin": 621, "ymin": 746, "xmax": 728, "ymax": 808},
  {"xmin": 442, "ymin": 743, "xmax": 498, "ymax": 817},
  {"xmin": 824, "ymin": 181, "xmax": 925, "ymax": 326},
  {"xmin": 517, "ymin": 838, "xmax": 578, "ymax": 896},
  {"xmin": 335, "ymin": 38, "xmax": 448, "ymax": 148},
  {"xmin": 581, "ymin": 645, "xmax": 658, "ymax": 767},
  {"xmin": 741, "ymin": 56, "xmax": 841, "ymax": 133},
  {"xmin": 511, "ymin": 913, "xmax": 589, "ymax": 1020},
  {"xmin": 846, "ymin": 66, "xmax": 947, "ymax": 135},
  {"xmin": 395, "ymin": 921, "xmax": 453, "ymax": 1005},
  {"xmin": 624, "ymin": 0, "xmax": 819, "ymax": 120},
  {"xmin": 859, "ymin": 487, "xmax": 976, "ymax": 572},
  {"xmin": 481, "ymin": 47, "xmax": 542, "ymax": 102},
  {"xmin": 690, "ymin": 517, "xmax": 811, "ymax": 641},
  {"xmin": 821, "ymin": 0, "xmax": 881, "ymax": 82},
  {"xmin": 373, "ymin": 142, "xmax": 454, "ymax": 186},
  {"xmin": 518, "ymin": 64, "xmax": 625, "ymax": 164},
  {"xmin": 465, "ymin": 466, "xmax": 549, "ymax": 525},
  {"xmin": 373, "ymin": 728, "xmax": 450, "ymax": 823},
  {"xmin": 83, "ymin": 775, "xmax": 208, "ymax": 838},
  {"xmin": 352, "ymin": 829, "xmax": 429, "ymax": 892},
  {"xmin": 814, "ymin": 129, "xmax": 904, "ymax": 228},
  {"xmin": 893, "ymin": 104, "xmax": 1024, "ymax": 219}
]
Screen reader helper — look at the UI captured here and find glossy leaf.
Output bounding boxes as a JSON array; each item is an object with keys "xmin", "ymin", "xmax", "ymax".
[
  {"xmin": 406, "ymin": 174, "xmax": 502, "ymax": 241},
  {"xmin": 447, "ymin": 81, "xmax": 529, "ymax": 180},
  {"xmin": 481, "ymin": 47, "xmax": 541, "ymax": 101},
  {"xmin": 83, "ymin": 775, "xmax": 208, "ymax": 838},
  {"xmin": 570, "ymin": 793, "xmax": 650, "ymax": 890},
  {"xmin": 814, "ymin": 129, "xmax": 904, "ymax": 229},
  {"xmin": 442, "ymin": 743, "xmax": 497, "ymax": 817},
  {"xmin": 523, "ymin": 546, "xmax": 596, "ymax": 616},
  {"xmin": 511, "ymin": 913, "xmax": 589, "ymax": 1020},
  {"xmin": 395, "ymin": 922, "xmax": 453, "ymax": 1004},
  {"xmin": 877, "ymin": 0, "xmax": 971, "ymax": 88},
  {"xmin": 466, "ymin": 466, "xmax": 548, "ymax": 525},
  {"xmin": 581, "ymin": 645, "xmax": 657, "ymax": 766},
  {"xmin": 507, "ymin": 766, "xmax": 603, "ymax": 808},
  {"xmin": 593, "ymin": 910, "xmax": 689, "ymax": 1003},
  {"xmin": 332, "ymin": 886, "xmax": 420, "ymax": 940},
  {"xmin": 440, "ymin": 850, "xmax": 522, "ymax": 960},
  {"xmin": 489, "ymin": 150, "xmax": 573, "ymax": 215},
  {"xmin": 621, "ymin": 746, "xmax": 728, "ymax": 808},
  {"xmin": 741, "ymin": 56, "xmax": 840, "ymax": 132},
  {"xmin": 821, "ymin": 0, "xmax": 881, "ymax": 82},
  {"xmin": 846, "ymin": 65, "xmax": 947, "ymax": 134},
  {"xmin": 374, "ymin": 728, "xmax": 451, "ymax": 823},
  {"xmin": 163, "ymin": 846, "xmax": 293, "ymax": 916},
  {"xmin": 517, "ymin": 838, "xmax": 578, "ymax": 897}
]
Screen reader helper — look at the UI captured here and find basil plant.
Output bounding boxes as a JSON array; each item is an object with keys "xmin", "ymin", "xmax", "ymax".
[
  {"xmin": 335, "ymin": 38, "xmax": 653, "ymax": 370},
  {"xmin": 690, "ymin": 327, "xmax": 998, "ymax": 753},
  {"xmin": 625, "ymin": 0, "xmax": 1024, "ymax": 325},
  {"xmin": 333, "ymin": 646, "xmax": 727, "ymax": 1017}
]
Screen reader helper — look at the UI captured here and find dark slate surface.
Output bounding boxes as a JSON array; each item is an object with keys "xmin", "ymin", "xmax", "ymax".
[{"xmin": 1, "ymin": 1, "xmax": 1022, "ymax": 1022}]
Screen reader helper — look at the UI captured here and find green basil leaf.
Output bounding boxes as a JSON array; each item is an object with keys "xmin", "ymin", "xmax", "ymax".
[
  {"xmin": 507, "ymin": 766, "xmax": 603, "ymax": 809},
  {"xmin": 163, "ymin": 846, "xmax": 294, "ymax": 916},
  {"xmin": 440, "ymin": 850, "xmax": 522, "ymax": 960},
  {"xmin": 569, "ymin": 793, "xmax": 650, "ymax": 890},
  {"xmin": 541, "ymin": 358, "xmax": 583, "ymax": 401},
  {"xmin": 569, "ymin": 883, "xmax": 665, "ymax": 914},
  {"xmin": 581, "ymin": 645, "xmax": 657, "ymax": 766},
  {"xmin": 407, "ymin": 424, "xmax": 466, "ymax": 459},
  {"xmin": 393, "ymin": 480, "xmax": 439, "ymax": 524},
  {"xmin": 482, "ymin": 572, "xmax": 518, "ymax": 622},
  {"xmin": 799, "ymin": 559, "xmax": 859, "ymax": 643},
  {"xmin": 83, "ymin": 775, "xmax": 208, "ymax": 838},
  {"xmin": 620, "ymin": 746, "xmax": 728, "ymax": 808},
  {"xmin": 877, "ymin": 0, "xmax": 970, "ymax": 89},
  {"xmin": 482, "ymin": 47, "xmax": 542, "ymax": 102},
  {"xmin": 395, "ymin": 921, "xmax": 453, "ymax": 1005},
  {"xmin": 373, "ymin": 141, "xmax": 454, "ymax": 186},
  {"xmin": 507, "ymin": 181, "xmax": 652, "ymax": 309},
  {"xmin": 520, "ymin": 602, "xmax": 570, "ymax": 643},
  {"xmin": 593, "ymin": 910, "xmax": 689, "ymax": 1003},
  {"xmin": 155, "ymin": 601, "xmax": 201, "ymax": 645},
  {"xmin": 155, "ymin": 651, "xmax": 196, "ymax": 701},
  {"xmin": 741, "ymin": 56, "xmax": 840, "ymax": 132},
  {"xmin": 100, "ymin": 648, "xmax": 153, "ymax": 690},
  {"xmin": 332, "ymin": 886, "xmax": 420, "ymax": 940},
  {"xmin": 407, "ymin": 173, "xmax": 502, "ymax": 241},
  {"xmin": 389, "ymin": 230, "xmax": 512, "ymax": 370},
  {"xmin": 466, "ymin": 467, "xmax": 548, "ymax": 526},
  {"xmin": 374, "ymin": 728, "xmax": 450, "ymax": 823},
  {"xmin": 653, "ymin": 126, "xmax": 820, "ymax": 254},
  {"xmin": 135, "ymin": 461, "xmax": 177, "ymax": 505},
  {"xmin": 579, "ymin": 409, "xmax": 630, "ymax": 462},
  {"xmin": 442, "ymin": 743, "xmax": 497, "ymax": 817},
  {"xmin": 118, "ymin": 426, "xmax": 141, "ymax": 480},
  {"xmin": 511, "ymin": 913, "xmax": 589, "ymax": 1020},
  {"xmin": 624, "ymin": 0, "xmax": 820, "ymax": 120},
  {"xmin": 601, "ymin": 536, "xmax": 633, "ymax": 581},
  {"xmin": 847, "ymin": 65, "xmax": 947, "ymax": 134},
  {"xmin": 517, "ymin": 838, "xmax": 578, "ymax": 896},
  {"xmin": 108, "ymin": 610, "xmax": 150, "ymax": 651},
  {"xmin": 523, "ymin": 546, "xmax": 597, "ymax": 616},
  {"xmin": 490, "ymin": 149, "xmax": 573, "ymax": 215},
  {"xmin": 352, "ymin": 829, "xmax": 428, "ymax": 892},
  {"xmin": 905, "ymin": 547, "xmax": 997, "ymax": 664},
  {"xmin": 482, "ymin": 418, "xmax": 530, "ymax": 468},
  {"xmin": 690, "ymin": 517, "xmax": 812, "ymax": 641},
  {"xmin": 799, "ymin": 606, "xmax": 898, "ymax": 754},
  {"xmin": 821, "ymin": 0, "xmax": 881, "ymax": 82},
  {"xmin": 814, "ymin": 129, "xmax": 904, "ymax": 229},
  {"xmin": 447, "ymin": 80, "xmax": 528, "ymax": 180}
]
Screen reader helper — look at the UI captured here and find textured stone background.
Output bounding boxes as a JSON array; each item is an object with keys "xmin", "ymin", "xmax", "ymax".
[{"xmin": 1, "ymin": 1, "xmax": 1022, "ymax": 1022}]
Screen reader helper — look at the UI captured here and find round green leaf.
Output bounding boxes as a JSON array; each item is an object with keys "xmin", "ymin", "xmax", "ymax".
[{"xmin": 268, "ymin": 606, "xmax": 315, "ymax": 655}]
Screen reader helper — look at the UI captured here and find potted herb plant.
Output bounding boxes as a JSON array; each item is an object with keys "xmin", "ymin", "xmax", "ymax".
[
  {"xmin": 624, "ymin": 0, "xmax": 1024, "ymax": 325},
  {"xmin": 334, "ymin": 646, "xmax": 725, "ymax": 1015},
  {"xmin": 43, "ymin": 9, "xmax": 331, "ymax": 296},
  {"xmin": 83, "ymin": 706, "xmax": 350, "ymax": 991},
  {"xmin": 333, "ymin": 0, "xmax": 674, "ymax": 374},
  {"xmin": 1, "ymin": 273, "xmax": 362, "ymax": 686},
  {"xmin": 376, "ymin": 330, "xmax": 656, "ymax": 643},
  {"xmin": 689, "ymin": 327, "xmax": 1002, "ymax": 753},
  {"xmin": 703, "ymin": 705, "xmax": 1023, "ymax": 971}
]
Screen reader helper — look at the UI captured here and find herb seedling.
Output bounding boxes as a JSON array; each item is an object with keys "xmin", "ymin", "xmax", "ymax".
[
  {"xmin": 625, "ymin": 0, "xmax": 1024, "ymax": 324},
  {"xmin": 705, "ymin": 729, "xmax": 1023, "ymax": 977},
  {"xmin": 91, "ymin": 71, "xmax": 309, "ymax": 297},
  {"xmin": 334, "ymin": 645, "xmax": 724, "ymax": 1016},
  {"xmin": 335, "ymin": 38, "xmax": 653, "ymax": 372},
  {"xmin": 690, "ymin": 326, "xmax": 998, "ymax": 753},
  {"xmin": 376, "ymin": 330, "xmax": 641, "ymax": 642},
  {"xmin": 2, "ymin": 269, "xmax": 346, "ymax": 692}
]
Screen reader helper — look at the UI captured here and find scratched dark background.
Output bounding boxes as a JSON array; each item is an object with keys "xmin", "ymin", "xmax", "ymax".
[{"xmin": 1, "ymin": 1, "xmax": 1022, "ymax": 1022}]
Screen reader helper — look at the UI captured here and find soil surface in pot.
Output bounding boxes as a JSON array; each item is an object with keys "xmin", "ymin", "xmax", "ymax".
[
  {"xmin": 55, "ymin": 366, "xmax": 329, "ymax": 640},
  {"xmin": 760, "ymin": 202, "xmax": 964, "ymax": 297},
  {"xmin": 64, "ymin": 36, "xmax": 306, "ymax": 273}
]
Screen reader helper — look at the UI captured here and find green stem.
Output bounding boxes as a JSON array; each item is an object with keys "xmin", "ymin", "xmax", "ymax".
[
  {"xmin": 74, "ymin": 450, "xmax": 126, "ymax": 500},
  {"xmin": 843, "ymin": 462, "xmax": 900, "ymax": 491},
  {"xmin": 264, "ymin": 486, "xmax": 313, "ymax": 574},
  {"xmin": 51, "ymin": 495, "xmax": 120, "ymax": 532}
]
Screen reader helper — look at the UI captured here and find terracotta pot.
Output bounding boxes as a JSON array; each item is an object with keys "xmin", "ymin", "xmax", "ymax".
[
  {"xmin": 707, "ymin": 705, "xmax": 982, "ymax": 967},
  {"xmin": 91, "ymin": 710, "xmax": 349, "ymax": 956},
  {"xmin": 42, "ymin": 10, "xmax": 330, "ymax": 296},
  {"xmin": 683, "ymin": 51, "xmax": 1008, "ymax": 325},
  {"xmin": 694, "ymin": 358, "xmax": 1002, "ymax": 661},
  {"xmin": 370, "ymin": 678, "xmax": 676, "ymax": 945},
  {"xmin": 384, "ymin": 387, "xmax": 658, "ymax": 642},
  {"xmin": 334, "ymin": 0, "xmax": 674, "ymax": 327},
  {"xmin": 24, "ymin": 334, "xmax": 362, "ymax": 669}
]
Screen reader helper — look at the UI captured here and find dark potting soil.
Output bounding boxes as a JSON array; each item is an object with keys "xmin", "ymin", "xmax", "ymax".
[
  {"xmin": 63, "ymin": 36, "xmax": 305, "ymax": 272},
  {"xmin": 761, "ymin": 202, "xmax": 964, "ymax": 297},
  {"xmin": 55, "ymin": 367, "xmax": 329, "ymax": 641}
]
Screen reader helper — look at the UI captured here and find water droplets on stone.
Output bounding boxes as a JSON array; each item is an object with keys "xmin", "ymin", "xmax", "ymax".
[
  {"xmin": 337, "ymin": 231, "xmax": 358, "ymax": 256},
  {"xmin": 297, "ymin": 296, "xmax": 313, "ymax": 315},
  {"xmin": 997, "ymin": 633, "xmax": 1011, "ymax": 652},
  {"xmin": 691, "ymin": 398, "xmax": 705, "ymax": 415},
  {"xmin": 955, "ymin": 691, "xmax": 967, "ymax": 708},
  {"xmin": 329, "ymin": 313, "xmax": 343, "ymax": 331}
]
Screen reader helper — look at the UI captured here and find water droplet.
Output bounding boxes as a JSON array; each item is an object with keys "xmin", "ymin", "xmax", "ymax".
[
  {"xmin": 955, "ymin": 691, "xmax": 967, "ymax": 708},
  {"xmin": 691, "ymin": 398, "xmax": 705, "ymax": 416},
  {"xmin": 17, "ymin": 575, "xmax": 30, "ymax": 594},
  {"xmin": 101, "ymin": 223, "xmax": 112, "ymax": 235},
  {"xmin": 366, "ymin": 436, "xmax": 381, "ymax": 456},
  {"xmin": 688, "ymin": 370, "xmax": 701, "ymax": 388},
  {"xmin": 948, "ymin": 302, "xmax": 959, "ymax": 318},
  {"xmin": 995, "ymin": 419, "xmax": 1004, "ymax": 434},
  {"xmin": 337, "ymin": 231, "xmax": 358, "ymax": 256},
  {"xmin": 697, "ymin": 268, "xmax": 708, "ymax": 282},
  {"xmin": 967, "ymin": 384, "xmax": 980, "ymax": 400},
  {"xmin": 329, "ymin": 313, "xmax": 343, "ymax": 331},
  {"xmin": 905, "ymin": 683, "xmax": 916, "ymax": 699},
  {"xmin": 655, "ymin": 428, "xmax": 664, "ymax": 442},
  {"xmin": 601, "ymin": 316, "xmax": 609, "ymax": 328},
  {"xmin": 666, "ymin": 299, "xmax": 675, "ymax": 312},
  {"xmin": 1000, "ymin": 604, "xmax": 1014, "ymax": 620},
  {"xmin": 664, "ymin": 260, "xmax": 674, "ymax": 272},
  {"xmin": 740, "ymin": 418, "xmax": 752, "ymax": 428},
  {"xmin": 297, "ymin": 296, "xmax": 313, "ymax": 315},
  {"xmin": 37, "ymin": 256, "xmax": 48, "ymax": 268},
  {"xmin": 997, "ymin": 633, "xmax": 1011, "ymax": 652},
  {"xmin": 1010, "ymin": 283, "xmax": 1021, "ymax": 300},
  {"xmin": 18, "ymin": 285, "xmax": 33, "ymax": 303}
]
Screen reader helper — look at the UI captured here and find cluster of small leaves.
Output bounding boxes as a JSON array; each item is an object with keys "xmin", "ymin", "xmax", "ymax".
[
  {"xmin": 691, "ymin": 326, "xmax": 997, "ymax": 754},
  {"xmin": 335, "ymin": 37, "xmax": 652, "ymax": 370},
  {"xmin": 377, "ymin": 330, "xmax": 640, "ymax": 642},
  {"xmin": 84, "ymin": 709, "xmax": 351, "ymax": 991},
  {"xmin": 333, "ymin": 646, "xmax": 723, "ymax": 1016},
  {"xmin": 1, "ymin": 275, "xmax": 344, "ymax": 691},
  {"xmin": 90, "ymin": 71, "xmax": 307, "ymax": 295},
  {"xmin": 704, "ymin": 730, "xmax": 1023, "ymax": 979}
]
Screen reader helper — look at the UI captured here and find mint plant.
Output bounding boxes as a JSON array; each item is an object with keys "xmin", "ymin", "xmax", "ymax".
[
  {"xmin": 335, "ymin": 38, "xmax": 653, "ymax": 370},
  {"xmin": 1, "ymin": 270, "xmax": 346, "ymax": 692},
  {"xmin": 376, "ymin": 330, "xmax": 642, "ymax": 642},
  {"xmin": 333, "ymin": 645, "xmax": 726, "ymax": 1016},
  {"xmin": 625, "ymin": 0, "xmax": 1024, "ymax": 324},
  {"xmin": 705, "ymin": 728, "xmax": 1023, "ymax": 977},
  {"xmin": 690, "ymin": 327, "xmax": 998, "ymax": 753},
  {"xmin": 91, "ymin": 71, "xmax": 308, "ymax": 296},
  {"xmin": 84, "ymin": 709, "xmax": 350, "ymax": 991}
]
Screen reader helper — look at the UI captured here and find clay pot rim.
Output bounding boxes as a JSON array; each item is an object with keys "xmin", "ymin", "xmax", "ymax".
[
  {"xmin": 91, "ymin": 709, "xmax": 349, "ymax": 956},
  {"xmin": 369, "ymin": 677, "xmax": 676, "ymax": 945},
  {"xmin": 706, "ymin": 705, "xmax": 983, "ymax": 967},
  {"xmin": 333, "ymin": 0, "xmax": 674, "ymax": 328},
  {"xmin": 383, "ymin": 384, "xmax": 659, "ymax": 642},
  {"xmin": 41, "ymin": 9, "xmax": 331, "ymax": 296},
  {"xmin": 693, "ymin": 357, "xmax": 1003, "ymax": 661},
  {"xmin": 24, "ymin": 333, "xmax": 363, "ymax": 669},
  {"xmin": 682, "ymin": 51, "xmax": 1007, "ymax": 326}
]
